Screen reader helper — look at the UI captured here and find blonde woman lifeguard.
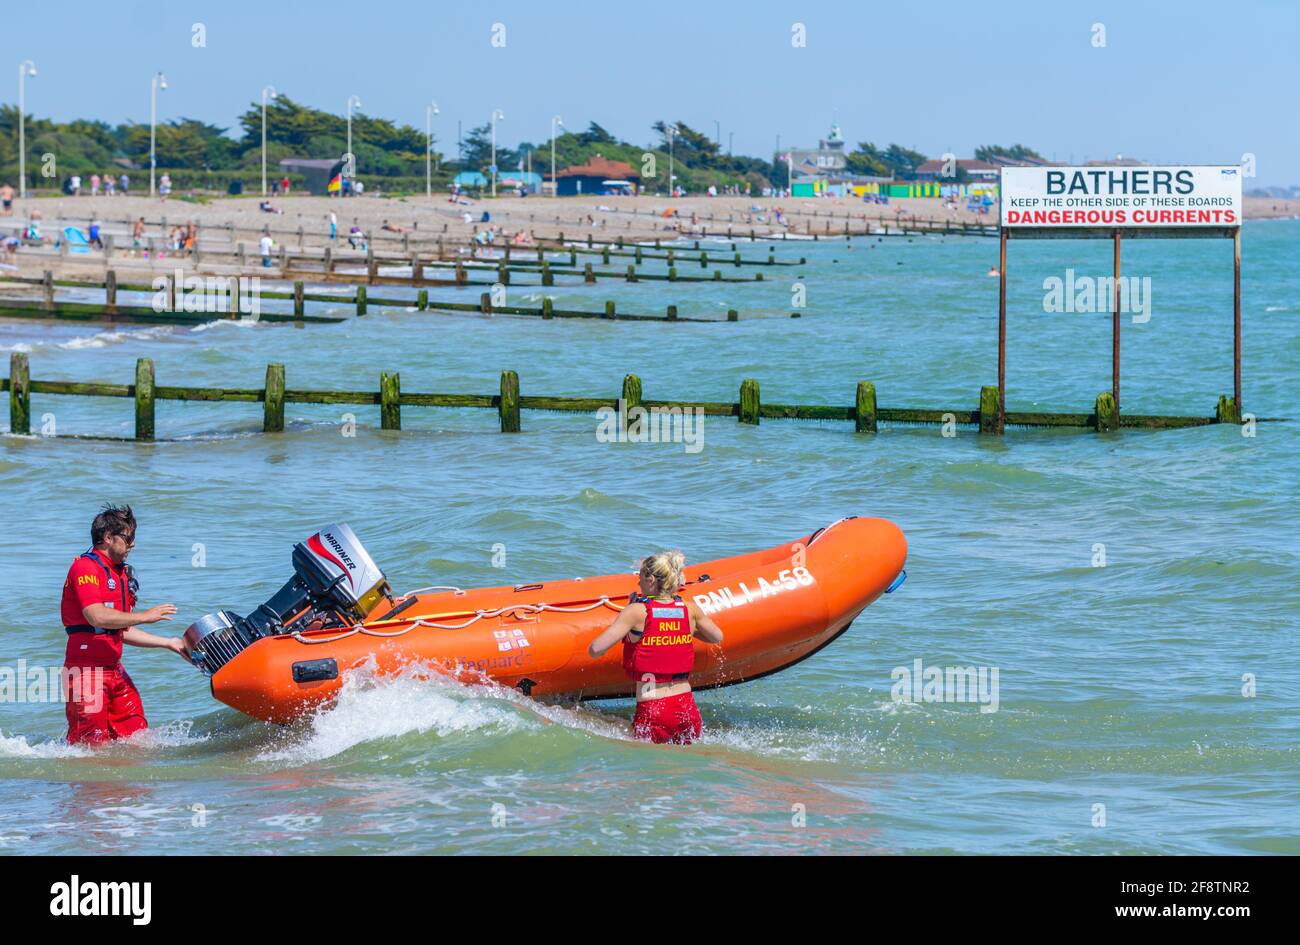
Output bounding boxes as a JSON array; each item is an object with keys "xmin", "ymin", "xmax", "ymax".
[{"xmin": 587, "ymin": 551, "xmax": 723, "ymax": 744}]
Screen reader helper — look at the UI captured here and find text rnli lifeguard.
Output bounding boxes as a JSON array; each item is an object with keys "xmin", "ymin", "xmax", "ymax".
[{"xmin": 693, "ymin": 566, "xmax": 814, "ymax": 615}]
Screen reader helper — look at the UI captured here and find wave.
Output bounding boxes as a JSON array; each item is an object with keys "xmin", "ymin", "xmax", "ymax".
[
  {"xmin": 187, "ymin": 318, "xmax": 265, "ymax": 333},
  {"xmin": 0, "ymin": 729, "xmax": 93, "ymax": 759},
  {"xmin": 254, "ymin": 662, "xmax": 536, "ymax": 765},
  {"xmin": 58, "ymin": 326, "xmax": 177, "ymax": 349},
  {"xmin": 0, "ymin": 325, "xmax": 177, "ymax": 353}
]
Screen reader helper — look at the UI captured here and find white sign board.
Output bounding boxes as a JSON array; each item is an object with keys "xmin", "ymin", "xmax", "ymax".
[{"xmin": 1001, "ymin": 165, "xmax": 1242, "ymax": 228}]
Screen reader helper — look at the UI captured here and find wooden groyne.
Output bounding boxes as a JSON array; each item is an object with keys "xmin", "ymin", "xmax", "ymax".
[
  {"xmin": 5, "ymin": 354, "xmax": 1267, "ymax": 441},
  {"xmin": 13, "ymin": 213, "xmax": 804, "ymax": 267},
  {"xmin": 0, "ymin": 272, "xmax": 758, "ymax": 325},
  {"xmin": 13, "ymin": 239, "xmax": 775, "ymax": 289}
]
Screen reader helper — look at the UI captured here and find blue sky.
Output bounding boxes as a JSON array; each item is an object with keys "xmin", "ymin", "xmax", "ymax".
[{"xmin": 3, "ymin": 0, "xmax": 1296, "ymax": 185}]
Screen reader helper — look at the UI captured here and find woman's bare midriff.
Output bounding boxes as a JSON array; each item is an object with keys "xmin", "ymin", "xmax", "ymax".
[{"xmin": 635, "ymin": 679, "xmax": 692, "ymax": 702}]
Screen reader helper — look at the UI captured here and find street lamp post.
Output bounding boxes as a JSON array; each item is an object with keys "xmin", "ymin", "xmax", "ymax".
[
  {"xmin": 261, "ymin": 85, "xmax": 277, "ymax": 196},
  {"xmin": 667, "ymin": 124, "xmax": 677, "ymax": 197},
  {"xmin": 425, "ymin": 100, "xmax": 440, "ymax": 199},
  {"xmin": 550, "ymin": 115, "xmax": 563, "ymax": 198},
  {"xmin": 346, "ymin": 95, "xmax": 362, "ymax": 185},
  {"xmin": 150, "ymin": 72, "xmax": 168, "ymax": 197},
  {"xmin": 490, "ymin": 109, "xmax": 505, "ymax": 197},
  {"xmin": 17, "ymin": 61, "xmax": 36, "ymax": 200}
]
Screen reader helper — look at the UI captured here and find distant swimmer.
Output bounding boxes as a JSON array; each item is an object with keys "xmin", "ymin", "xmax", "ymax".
[
  {"xmin": 987, "ymin": 266, "xmax": 1000, "ymax": 277},
  {"xmin": 60, "ymin": 505, "xmax": 186, "ymax": 745},
  {"xmin": 587, "ymin": 551, "xmax": 724, "ymax": 745}
]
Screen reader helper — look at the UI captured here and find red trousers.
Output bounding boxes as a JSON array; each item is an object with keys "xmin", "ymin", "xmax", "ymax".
[
  {"xmin": 633, "ymin": 690, "xmax": 703, "ymax": 745},
  {"xmin": 64, "ymin": 664, "xmax": 148, "ymax": 744}
]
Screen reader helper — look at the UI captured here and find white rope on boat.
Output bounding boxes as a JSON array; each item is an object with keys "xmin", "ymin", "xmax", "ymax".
[{"xmin": 290, "ymin": 596, "xmax": 621, "ymax": 645}]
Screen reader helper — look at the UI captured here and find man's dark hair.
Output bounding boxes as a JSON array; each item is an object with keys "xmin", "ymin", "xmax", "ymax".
[{"xmin": 91, "ymin": 505, "xmax": 136, "ymax": 546}]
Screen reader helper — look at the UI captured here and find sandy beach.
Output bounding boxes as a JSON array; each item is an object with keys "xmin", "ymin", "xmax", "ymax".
[{"xmin": 3, "ymin": 192, "xmax": 1292, "ymax": 284}]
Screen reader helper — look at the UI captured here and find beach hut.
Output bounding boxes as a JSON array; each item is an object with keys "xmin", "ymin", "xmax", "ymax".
[
  {"xmin": 498, "ymin": 171, "xmax": 543, "ymax": 194},
  {"xmin": 453, "ymin": 171, "xmax": 489, "ymax": 192},
  {"xmin": 791, "ymin": 176, "xmax": 827, "ymax": 198},
  {"xmin": 555, "ymin": 156, "xmax": 640, "ymax": 196},
  {"xmin": 279, "ymin": 158, "xmax": 346, "ymax": 196}
]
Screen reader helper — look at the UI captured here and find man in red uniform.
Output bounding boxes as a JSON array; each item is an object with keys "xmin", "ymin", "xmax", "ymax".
[{"xmin": 61, "ymin": 505, "xmax": 185, "ymax": 744}]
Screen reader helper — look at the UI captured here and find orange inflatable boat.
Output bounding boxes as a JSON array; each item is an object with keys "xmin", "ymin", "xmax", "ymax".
[{"xmin": 183, "ymin": 517, "xmax": 907, "ymax": 723}]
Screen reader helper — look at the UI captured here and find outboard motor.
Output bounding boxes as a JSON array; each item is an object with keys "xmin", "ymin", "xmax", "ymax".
[{"xmin": 184, "ymin": 524, "xmax": 391, "ymax": 677}]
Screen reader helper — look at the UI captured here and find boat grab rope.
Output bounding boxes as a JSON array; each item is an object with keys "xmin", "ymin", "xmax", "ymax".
[{"xmin": 289, "ymin": 596, "xmax": 624, "ymax": 645}]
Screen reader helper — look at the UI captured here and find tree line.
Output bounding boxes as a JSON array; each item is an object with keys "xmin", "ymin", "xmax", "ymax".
[{"xmin": 0, "ymin": 96, "xmax": 1038, "ymax": 193}]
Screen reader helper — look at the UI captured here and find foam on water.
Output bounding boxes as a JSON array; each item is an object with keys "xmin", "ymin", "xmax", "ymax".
[
  {"xmin": 255, "ymin": 662, "xmax": 537, "ymax": 765},
  {"xmin": 58, "ymin": 326, "xmax": 178, "ymax": 350},
  {"xmin": 0, "ymin": 729, "xmax": 93, "ymax": 759}
]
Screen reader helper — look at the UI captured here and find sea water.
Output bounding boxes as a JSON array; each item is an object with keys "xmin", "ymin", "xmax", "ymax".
[{"xmin": 1, "ymin": 220, "xmax": 1296, "ymax": 854}]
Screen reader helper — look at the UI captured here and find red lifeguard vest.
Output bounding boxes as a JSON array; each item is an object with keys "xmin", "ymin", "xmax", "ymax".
[{"xmin": 623, "ymin": 595, "xmax": 695, "ymax": 682}]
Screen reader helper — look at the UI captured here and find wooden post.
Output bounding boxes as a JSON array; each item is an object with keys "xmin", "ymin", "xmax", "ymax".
[
  {"xmin": 622, "ymin": 373, "xmax": 642, "ymax": 423},
  {"xmin": 668, "ymin": 266, "xmax": 678, "ymax": 282},
  {"xmin": 1216, "ymin": 394, "xmax": 1240, "ymax": 424},
  {"xmin": 417, "ymin": 288, "xmax": 428, "ymax": 310},
  {"xmin": 481, "ymin": 292, "xmax": 492, "ymax": 314},
  {"xmin": 412, "ymin": 256, "xmax": 424, "ymax": 283},
  {"xmin": 367, "ymin": 253, "xmax": 377, "ymax": 285},
  {"xmin": 627, "ymin": 264, "xmax": 637, "ymax": 283},
  {"xmin": 43, "ymin": 270, "xmax": 54, "ymax": 309},
  {"xmin": 456, "ymin": 259, "xmax": 466, "ymax": 285},
  {"xmin": 105, "ymin": 270, "xmax": 118, "ymax": 314},
  {"xmin": 499, "ymin": 370, "xmax": 520, "ymax": 432},
  {"xmin": 1233, "ymin": 227, "xmax": 1242, "ymax": 416},
  {"xmin": 355, "ymin": 286, "xmax": 367, "ymax": 316},
  {"xmin": 498, "ymin": 260, "xmax": 509, "ymax": 285},
  {"xmin": 700, "ymin": 251, "xmax": 708, "ymax": 269},
  {"xmin": 1094, "ymin": 392, "xmax": 1117, "ymax": 433},
  {"xmin": 604, "ymin": 300, "xmax": 615, "ymax": 319},
  {"xmin": 135, "ymin": 358, "xmax": 155, "ymax": 441},
  {"xmin": 1112, "ymin": 230, "xmax": 1121, "ymax": 416},
  {"xmin": 979, "ymin": 385, "xmax": 1003, "ymax": 435},
  {"xmin": 997, "ymin": 229, "xmax": 1008, "ymax": 430},
  {"xmin": 237, "ymin": 242, "xmax": 246, "ymax": 268},
  {"xmin": 635, "ymin": 246, "xmax": 643, "ymax": 265},
  {"xmin": 667, "ymin": 304, "xmax": 677, "ymax": 321},
  {"xmin": 168, "ymin": 272, "xmax": 178, "ymax": 312},
  {"xmin": 264, "ymin": 363, "xmax": 285, "ymax": 432},
  {"xmin": 739, "ymin": 378, "xmax": 760, "ymax": 425},
  {"xmin": 324, "ymin": 245, "xmax": 333, "ymax": 272},
  {"xmin": 727, "ymin": 309, "xmax": 738, "ymax": 321},
  {"xmin": 584, "ymin": 262, "xmax": 595, "ymax": 284},
  {"xmin": 293, "ymin": 280, "xmax": 304, "ymax": 317},
  {"xmin": 542, "ymin": 297, "xmax": 553, "ymax": 319},
  {"xmin": 8, "ymin": 352, "xmax": 30, "ymax": 435},
  {"xmin": 855, "ymin": 381, "xmax": 877, "ymax": 433},
  {"xmin": 380, "ymin": 372, "xmax": 401, "ymax": 430},
  {"xmin": 542, "ymin": 260, "xmax": 553, "ymax": 285}
]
